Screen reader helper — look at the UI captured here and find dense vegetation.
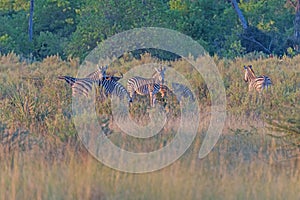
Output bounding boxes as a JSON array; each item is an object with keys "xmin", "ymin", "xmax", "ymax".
[{"xmin": 0, "ymin": 0, "xmax": 299, "ymax": 60}]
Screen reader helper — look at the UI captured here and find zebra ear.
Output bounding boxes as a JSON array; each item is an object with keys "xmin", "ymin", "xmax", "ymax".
[
  {"xmin": 243, "ymin": 65, "xmax": 247, "ymax": 69},
  {"xmin": 249, "ymin": 65, "xmax": 252, "ymax": 68}
]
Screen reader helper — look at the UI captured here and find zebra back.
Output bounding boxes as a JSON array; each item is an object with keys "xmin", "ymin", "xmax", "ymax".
[
  {"xmin": 71, "ymin": 77, "xmax": 130, "ymax": 102},
  {"xmin": 244, "ymin": 65, "xmax": 272, "ymax": 92},
  {"xmin": 171, "ymin": 82, "xmax": 195, "ymax": 102},
  {"xmin": 71, "ymin": 78, "xmax": 96, "ymax": 97},
  {"xmin": 58, "ymin": 75, "xmax": 78, "ymax": 87},
  {"xmin": 87, "ymin": 65, "xmax": 123, "ymax": 82},
  {"xmin": 127, "ymin": 76, "xmax": 160, "ymax": 96},
  {"xmin": 101, "ymin": 79, "xmax": 131, "ymax": 102}
]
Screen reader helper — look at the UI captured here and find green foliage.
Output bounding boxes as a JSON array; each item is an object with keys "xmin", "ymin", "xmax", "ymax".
[
  {"xmin": 0, "ymin": 0, "xmax": 299, "ymax": 59},
  {"xmin": 0, "ymin": 0, "xmax": 80, "ymax": 60},
  {"xmin": 0, "ymin": 11, "xmax": 31, "ymax": 55},
  {"xmin": 66, "ymin": 0, "xmax": 169, "ymax": 59},
  {"xmin": 169, "ymin": 0, "xmax": 187, "ymax": 11},
  {"xmin": 34, "ymin": 31, "xmax": 67, "ymax": 60},
  {"xmin": 0, "ymin": 0, "xmax": 29, "ymax": 12},
  {"xmin": 239, "ymin": 0, "xmax": 294, "ymax": 55}
]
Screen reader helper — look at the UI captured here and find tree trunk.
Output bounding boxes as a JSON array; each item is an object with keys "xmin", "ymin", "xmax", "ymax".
[
  {"xmin": 231, "ymin": 0, "xmax": 248, "ymax": 30},
  {"xmin": 293, "ymin": 0, "xmax": 300, "ymax": 50},
  {"xmin": 28, "ymin": 0, "xmax": 34, "ymax": 42}
]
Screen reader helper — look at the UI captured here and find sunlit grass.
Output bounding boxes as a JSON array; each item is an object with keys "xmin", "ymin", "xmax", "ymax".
[{"xmin": 0, "ymin": 53, "xmax": 299, "ymax": 199}]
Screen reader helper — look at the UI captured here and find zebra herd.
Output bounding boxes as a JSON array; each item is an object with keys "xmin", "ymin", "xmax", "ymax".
[{"xmin": 58, "ymin": 64, "xmax": 272, "ymax": 107}]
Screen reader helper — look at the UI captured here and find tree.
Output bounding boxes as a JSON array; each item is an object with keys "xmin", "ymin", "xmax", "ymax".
[
  {"xmin": 231, "ymin": 0, "xmax": 273, "ymax": 54},
  {"xmin": 28, "ymin": 0, "xmax": 34, "ymax": 42},
  {"xmin": 231, "ymin": 0, "xmax": 248, "ymax": 30},
  {"xmin": 287, "ymin": 0, "xmax": 300, "ymax": 51},
  {"xmin": 66, "ymin": 0, "xmax": 170, "ymax": 60}
]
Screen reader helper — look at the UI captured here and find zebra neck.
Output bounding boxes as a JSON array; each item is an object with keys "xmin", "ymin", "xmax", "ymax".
[{"xmin": 247, "ymin": 70, "xmax": 256, "ymax": 82}]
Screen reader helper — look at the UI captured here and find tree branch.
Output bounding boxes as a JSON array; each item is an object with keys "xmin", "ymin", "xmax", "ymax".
[
  {"xmin": 287, "ymin": 0, "xmax": 297, "ymax": 8},
  {"xmin": 241, "ymin": 35, "xmax": 272, "ymax": 54}
]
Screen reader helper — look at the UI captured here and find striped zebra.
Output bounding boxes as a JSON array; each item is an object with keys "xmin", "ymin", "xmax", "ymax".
[
  {"xmin": 86, "ymin": 65, "xmax": 108, "ymax": 80},
  {"xmin": 243, "ymin": 65, "xmax": 272, "ymax": 92},
  {"xmin": 58, "ymin": 67, "xmax": 130, "ymax": 102},
  {"xmin": 58, "ymin": 76, "xmax": 97, "ymax": 97},
  {"xmin": 127, "ymin": 66, "xmax": 166, "ymax": 107},
  {"xmin": 59, "ymin": 65, "xmax": 126, "ymax": 99},
  {"xmin": 58, "ymin": 75, "xmax": 77, "ymax": 87},
  {"xmin": 57, "ymin": 65, "xmax": 108, "ymax": 88},
  {"xmin": 60, "ymin": 76, "xmax": 130, "ymax": 102},
  {"xmin": 86, "ymin": 65, "xmax": 123, "ymax": 82},
  {"xmin": 85, "ymin": 65, "xmax": 123, "ymax": 99},
  {"xmin": 171, "ymin": 82, "xmax": 195, "ymax": 102}
]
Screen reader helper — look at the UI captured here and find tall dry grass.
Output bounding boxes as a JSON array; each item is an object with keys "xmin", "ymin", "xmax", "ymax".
[{"xmin": 0, "ymin": 52, "xmax": 299, "ymax": 199}]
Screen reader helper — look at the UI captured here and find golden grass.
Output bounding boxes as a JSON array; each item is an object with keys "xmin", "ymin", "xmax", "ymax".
[{"xmin": 0, "ymin": 52, "xmax": 299, "ymax": 199}]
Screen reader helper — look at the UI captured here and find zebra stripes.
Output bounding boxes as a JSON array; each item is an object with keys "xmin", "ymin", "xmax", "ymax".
[
  {"xmin": 70, "ymin": 77, "xmax": 95, "ymax": 97},
  {"xmin": 86, "ymin": 65, "xmax": 123, "ymax": 82},
  {"xmin": 243, "ymin": 65, "xmax": 272, "ymax": 92},
  {"xmin": 127, "ymin": 66, "xmax": 166, "ymax": 107},
  {"xmin": 86, "ymin": 65, "xmax": 124, "ymax": 99},
  {"xmin": 99, "ymin": 78, "xmax": 131, "ymax": 102},
  {"xmin": 60, "ymin": 76, "xmax": 130, "ymax": 102},
  {"xmin": 171, "ymin": 82, "xmax": 195, "ymax": 102},
  {"xmin": 86, "ymin": 65, "xmax": 108, "ymax": 81},
  {"xmin": 60, "ymin": 64, "xmax": 274, "ymax": 106},
  {"xmin": 58, "ymin": 65, "xmax": 130, "ymax": 102},
  {"xmin": 58, "ymin": 75, "xmax": 78, "ymax": 87}
]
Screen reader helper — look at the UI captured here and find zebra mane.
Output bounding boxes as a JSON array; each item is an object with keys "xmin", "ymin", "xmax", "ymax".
[
  {"xmin": 248, "ymin": 65, "xmax": 256, "ymax": 76},
  {"xmin": 86, "ymin": 65, "xmax": 107, "ymax": 80},
  {"xmin": 245, "ymin": 65, "xmax": 256, "ymax": 80}
]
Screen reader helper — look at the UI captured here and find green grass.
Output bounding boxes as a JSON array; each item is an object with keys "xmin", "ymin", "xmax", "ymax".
[{"xmin": 0, "ymin": 52, "xmax": 299, "ymax": 199}]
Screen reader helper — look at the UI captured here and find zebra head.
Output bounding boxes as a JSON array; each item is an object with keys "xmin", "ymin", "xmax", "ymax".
[
  {"xmin": 154, "ymin": 66, "xmax": 167, "ymax": 84},
  {"xmin": 98, "ymin": 65, "xmax": 108, "ymax": 79},
  {"xmin": 244, "ymin": 65, "xmax": 255, "ymax": 82},
  {"xmin": 87, "ymin": 65, "xmax": 108, "ymax": 80}
]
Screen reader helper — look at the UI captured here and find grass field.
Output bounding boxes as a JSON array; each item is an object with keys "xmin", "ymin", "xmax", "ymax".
[{"xmin": 0, "ymin": 52, "xmax": 299, "ymax": 199}]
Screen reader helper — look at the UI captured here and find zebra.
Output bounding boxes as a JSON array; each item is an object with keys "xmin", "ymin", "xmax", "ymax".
[
  {"xmin": 85, "ymin": 65, "xmax": 124, "ymax": 99},
  {"xmin": 86, "ymin": 65, "xmax": 108, "ymax": 81},
  {"xmin": 57, "ymin": 65, "xmax": 108, "ymax": 88},
  {"xmin": 60, "ymin": 76, "xmax": 130, "ymax": 102},
  {"xmin": 59, "ymin": 65, "xmax": 126, "ymax": 99},
  {"xmin": 58, "ymin": 75, "xmax": 78, "ymax": 87},
  {"xmin": 243, "ymin": 65, "xmax": 272, "ymax": 92},
  {"xmin": 58, "ymin": 76, "xmax": 99, "ymax": 97},
  {"xmin": 127, "ymin": 66, "xmax": 166, "ymax": 107},
  {"xmin": 171, "ymin": 82, "xmax": 195, "ymax": 102},
  {"xmin": 58, "ymin": 68, "xmax": 130, "ymax": 102},
  {"xmin": 86, "ymin": 65, "xmax": 123, "ymax": 82}
]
